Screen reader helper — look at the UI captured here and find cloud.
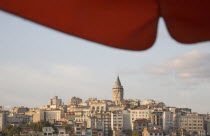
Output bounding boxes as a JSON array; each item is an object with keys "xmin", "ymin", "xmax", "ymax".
[{"xmin": 150, "ymin": 50, "xmax": 210, "ymax": 80}]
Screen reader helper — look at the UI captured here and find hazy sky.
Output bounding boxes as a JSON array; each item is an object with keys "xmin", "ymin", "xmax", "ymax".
[{"xmin": 0, "ymin": 10, "xmax": 210, "ymax": 113}]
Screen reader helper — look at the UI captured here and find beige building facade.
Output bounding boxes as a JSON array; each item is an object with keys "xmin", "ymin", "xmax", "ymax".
[
  {"xmin": 131, "ymin": 108, "xmax": 154, "ymax": 129},
  {"xmin": 0, "ymin": 111, "xmax": 7, "ymax": 132},
  {"xmin": 176, "ymin": 113, "xmax": 205, "ymax": 136},
  {"xmin": 33, "ymin": 110, "xmax": 64, "ymax": 123},
  {"xmin": 68, "ymin": 96, "xmax": 82, "ymax": 106},
  {"xmin": 48, "ymin": 96, "xmax": 62, "ymax": 106}
]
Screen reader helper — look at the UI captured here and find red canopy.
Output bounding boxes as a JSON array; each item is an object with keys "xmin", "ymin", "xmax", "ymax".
[{"xmin": 0, "ymin": 0, "xmax": 210, "ymax": 50}]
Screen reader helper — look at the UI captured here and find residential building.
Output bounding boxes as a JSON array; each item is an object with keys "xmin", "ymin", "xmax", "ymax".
[
  {"xmin": 0, "ymin": 111, "xmax": 7, "ymax": 132},
  {"xmin": 168, "ymin": 127, "xmax": 187, "ymax": 136},
  {"xmin": 202, "ymin": 114, "xmax": 210, "ymax": 135},
  {"xmin": 122, "ymin": 110, "xmax": 132, "ymax": 130},
  {"xmin": 65, "ymin": 112, "xmax": 75, "ymax": 122},
  {"xmin": 74, "ymin": 122, "xmax": 85, "ymax": 136},
  {"xmin": 44, "ymin": 110, "xmax": 64, "ymax": 123},
  {"xmin": 111, "ymin": 110, "xmax": 123, "ymax": 131},
  {"xmin": 142, "ymin": 128, "xmax": 164, "ymax": 136},
  {"xmin": 133, "ymin": 119, "xmax": 148, "ymax": 135},
  {"xmin": 33, "ymin": 110, "xmax": 45, "ymax": 122},
  {"xmin": 206, "ymin": 121, "xmax": 210, "ymax": 135},
  {"xmin": 150, "ymin": 111, "xmax": 163, "ymax": 129},
  {"xmin": 43, "ymin": 127, "xmax": 54, "ymax": 136},
  {"xmin": 68, "ymin": 97, "xmax": 82, "ymax": 106},
  {"xmin": 130, "ymin": 108, "xmax": 154, "ymax": 129},
  {"xmin": 7, "ymin": 113, "xmax": 32, "ymax": 125},
  {"xmin": 141, "ymin": 100, "xmax": 155, "ymax": 106},
  {"xmin": 11, "ymin": 106, "xmax": 29, "ymax": 114},
  {"xmin": 176, "ymin": 113, "xmax": 205, "ymax": 136},
  {"xmin": 90, "ymin": 101, "xmax": 107, "ymax": 113},
  {"xmin": 149, "ymin": 111, "xmax": 174, "ymax": 131},
  {"xmin": 48, "ymin": 96, "xmax": 62, "ymax": 106},
  {"xmin": 33, "ymin": 110, "xmax": 64, "ymax": 123},
  {"xmin": 124, "ymin": 99, "xmax": 140, "ymax": 108},
  {"xmin": 58, "ymin": 128, "xmax": 66, "ymax": 136},
  {"xmin": 89, "ymin": 112, "xmax": 111, "ymax": 136},
  {"xmin": 162, "ymin": 111, "xmax": 174, "ymax": 131}
]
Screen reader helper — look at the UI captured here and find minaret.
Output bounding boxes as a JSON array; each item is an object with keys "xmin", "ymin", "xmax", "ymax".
[{"xmin": 112, "ymin": 75, "xmax": 124, "ymax": 105}]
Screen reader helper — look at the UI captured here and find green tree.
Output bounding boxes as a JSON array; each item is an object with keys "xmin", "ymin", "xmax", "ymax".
[
  {"xmin": 62, "ymin": 123, "xmax": 72, "ymax": 132},
  {"xmin": 3, "ymin": 125, "xmax": 21, "ymax": 136},
  {"xmin": 23, "ymin": 121, "xmax": 52, "ymax": 132}
]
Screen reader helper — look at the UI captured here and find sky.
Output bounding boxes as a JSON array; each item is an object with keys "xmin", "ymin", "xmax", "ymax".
[{"xmin": 0, "ymin": 10, "xmax": 210, "ymax": 113}]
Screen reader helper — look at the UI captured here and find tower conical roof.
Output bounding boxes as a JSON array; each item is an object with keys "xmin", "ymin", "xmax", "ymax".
[{"xmin": 114, "ymin": 75, "xmax": 122, "ymax": 87}]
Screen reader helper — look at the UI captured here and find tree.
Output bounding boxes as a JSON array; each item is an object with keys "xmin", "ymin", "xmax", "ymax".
[
  {"xmin": 3, "ymin": 125, "xmax": 21, "ymax": 136},
  {"xmin": 62, "ymin": 123, "xmax": 73, "ymax": 132},
  {"xmin": 122, "ymin": 129, "xmax": 132, "ymax": 136},
  {"xmin": 22, "ymin": 121, "xmax": 52, "ymax": 132},
  {"xmin": 192, "ymin": 131, "xmax": 198, "ymax": 136},
  {"xmin": 131, "ymin": 131, "xmax": 139, "ymax": 136}
]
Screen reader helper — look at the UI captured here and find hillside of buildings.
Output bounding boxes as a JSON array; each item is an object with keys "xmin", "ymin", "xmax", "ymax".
[{"xmin": 0, "ymin": 76, "xmax": 210, "ymax": 136}]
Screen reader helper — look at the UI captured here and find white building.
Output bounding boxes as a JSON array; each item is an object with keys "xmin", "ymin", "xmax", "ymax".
[
  {"xmin": 130, "ymin": 108, "xmax": 154, "ymax": 130},
  {"xmin": 162, "ymin": 111, "xmax": 174, "ymax": 131},
  {"xmin": 111, "ymin": 110, "xmax": 123, "ymax": 131},
  {"xmin": 43, "ymin": 127, "xmax": 54, "ymax": 136},
  {"xmin": 110, "ymin": 110, "xmax": 131, "ymax": 130},
  {"xmin": 141, "ymin": 100, "xmax": 155, "ymax": 106},
  {"xmin": 58, "ymin": 128, "xmax": 67, "ymax": 136}
]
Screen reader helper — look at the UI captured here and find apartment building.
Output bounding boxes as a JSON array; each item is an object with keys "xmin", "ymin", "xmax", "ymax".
[{"xmin": 176, "ymin": 113, "xmax": 205, "ymax": 136}]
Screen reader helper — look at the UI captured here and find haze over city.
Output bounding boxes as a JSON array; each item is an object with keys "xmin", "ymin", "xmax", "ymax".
[{"xmin": 0, "ymin": 10, "xmax": 210, "ymax": 114}]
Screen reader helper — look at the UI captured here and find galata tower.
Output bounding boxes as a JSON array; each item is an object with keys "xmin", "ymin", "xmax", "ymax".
[{"xmin": 112, "ymin": 75, "xmax": 124, "ymax": 105}]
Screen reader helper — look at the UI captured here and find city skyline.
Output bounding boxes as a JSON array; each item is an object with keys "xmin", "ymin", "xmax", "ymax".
[
  {"xmin": 0, "ymin": 75, "xmax": 209, "ymax": 116},
  {"xmin": 1, "ymin": 10, "xmax": 210, "ymax": 114}
]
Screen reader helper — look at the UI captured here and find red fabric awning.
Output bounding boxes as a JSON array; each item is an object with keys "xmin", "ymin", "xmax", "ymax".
[{"xmin": 0, "ymin": 0, "xmax": 210, "ymax": 50}]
